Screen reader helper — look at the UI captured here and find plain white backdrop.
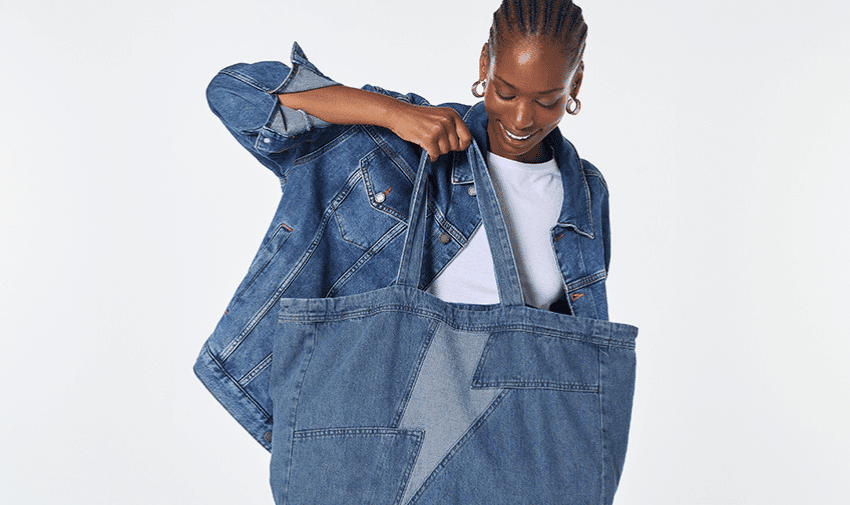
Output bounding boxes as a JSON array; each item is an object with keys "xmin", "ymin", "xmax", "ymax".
[{"xmin": 2, "ymin": 1, "xmax": 849, "ymax": 503}]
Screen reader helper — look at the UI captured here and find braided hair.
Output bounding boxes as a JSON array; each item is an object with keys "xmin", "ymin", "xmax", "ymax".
[{"xmin": 488, "ymin": 0, "xmax": 587, "ymax": 69}]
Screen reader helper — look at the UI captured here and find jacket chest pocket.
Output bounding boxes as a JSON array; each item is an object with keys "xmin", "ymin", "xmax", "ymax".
[{"xmin": 332, "ymin": 148, "xmax": 413, "ymax": 250}]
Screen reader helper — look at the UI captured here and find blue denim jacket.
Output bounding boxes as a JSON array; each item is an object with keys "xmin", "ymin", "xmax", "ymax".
[{"xmin": 195, "ymin": 43, "xmax": 614, "ymax": 450}]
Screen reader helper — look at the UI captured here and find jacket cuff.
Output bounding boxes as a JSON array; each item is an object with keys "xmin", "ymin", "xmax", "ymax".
[{"xmin": 264, "ymin": 42, "xmax": 340, "ymax": 142}]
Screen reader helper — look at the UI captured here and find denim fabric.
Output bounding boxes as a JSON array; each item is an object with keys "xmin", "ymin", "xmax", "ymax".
[
  {"xmin": 195, "ymin": 42, "xmax": 620, "ymax": 454},
  {"xmin": 268, "ymin": 145, "xmax": 637, "ymax": 504}
]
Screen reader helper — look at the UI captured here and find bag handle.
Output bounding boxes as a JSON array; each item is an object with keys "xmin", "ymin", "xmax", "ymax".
[{"xmin": 395, "ymin": 142, "xmax": 525, "ymax": 308}]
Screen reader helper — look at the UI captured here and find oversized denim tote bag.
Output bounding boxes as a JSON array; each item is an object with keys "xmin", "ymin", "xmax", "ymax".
[{"xmin": 269, "ymin": 142, "xmax": 638, "ymax": 505}]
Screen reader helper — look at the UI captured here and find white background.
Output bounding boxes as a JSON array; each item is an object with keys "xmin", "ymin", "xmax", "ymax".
[{"xmin": 2, "ymin": 1, "xmax": 849, "ymax": 503}]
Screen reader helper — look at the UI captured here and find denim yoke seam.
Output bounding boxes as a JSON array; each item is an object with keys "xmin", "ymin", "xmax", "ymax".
[
  {"xmin": 407, "ymin": 389, "xmax": 513, "ymax": 504},
  {"xmin": 281, "ymin": 321, "xmax": 318, "ymax": 503},
  {"xmin": 219, "ymin": 179, "xmax": 350, "ymax": 361},
  {"xmin": 287, "ymin": 126, "xmax": 358, "ymax": 174}
]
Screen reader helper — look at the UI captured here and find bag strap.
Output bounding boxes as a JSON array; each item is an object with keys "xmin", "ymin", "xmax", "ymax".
[
  {"xmin": 395, "ymin": 142, "xmax": 525, "ymax": 308},
  {"xmin": 394, "ymin": 150, "xmax": 431, "ymax": 290}
]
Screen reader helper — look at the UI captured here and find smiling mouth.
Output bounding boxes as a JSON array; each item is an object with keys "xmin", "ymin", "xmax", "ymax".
[{"xmin": 500, "ymin": 122, "xmax": 534, "ymax": 141}]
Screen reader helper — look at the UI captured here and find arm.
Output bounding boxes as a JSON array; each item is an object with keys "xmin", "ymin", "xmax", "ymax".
[
  {"xmin": 277, "ymin": 85, "xmax": 472, "ymax": 162},
  {"xmin": 206, "ymin": 44, "xmax": 344, "ymax": 177},
  {"xmin": 207, "ymin": 42, "xmax": 472, "ymax": 179}
]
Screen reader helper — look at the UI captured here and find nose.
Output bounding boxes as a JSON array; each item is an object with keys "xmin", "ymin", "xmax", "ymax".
[{"xmin": 513, "ymin": 100, "xmax": 534, "ymax": 130}]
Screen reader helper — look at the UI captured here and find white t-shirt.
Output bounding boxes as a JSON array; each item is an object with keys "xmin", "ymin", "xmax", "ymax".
[{"xmin": 427, "ymin": 151, "xmax": 565, "ymax": 309}]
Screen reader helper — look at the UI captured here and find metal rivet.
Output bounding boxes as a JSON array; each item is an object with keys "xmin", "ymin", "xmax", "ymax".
[
  {"xmin": 375, "ymin": 192, "xmax": 386, "ymax": 204},
  {"xmin": 439, "ymin": 232, "xmax": 451, "ymax": 244},
  {"xmin": 263, "ymin": 431, "xmax": 273, "ymax": 442},
  {"xmin": 468, "ymin": 185, "xmax": 477, "ymax": 196},
  {"xmin": 263, "ymin": 137, "xmax": 270, "ymax": 144}
]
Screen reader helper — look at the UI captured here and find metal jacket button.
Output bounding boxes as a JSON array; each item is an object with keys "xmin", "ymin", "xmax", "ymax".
[
  {"xmin": 439, "ymin": 233, "xmax": 451, "ymax": 244},
  {"xmin": 375, "ymin": 192, "xmax": 386, "ymax": 204},
  {"xmin": 468, "ymin": 185, "xmax": 477, "ymax": 196},
  {"xmin": 263, "ymin": 137, "xmax": 270, "ymax": 144}
]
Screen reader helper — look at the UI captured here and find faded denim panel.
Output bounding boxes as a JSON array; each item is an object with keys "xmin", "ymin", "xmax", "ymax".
[{"xmin": 398, "ymin": 323, "xmax": 502, "ymax": 504}]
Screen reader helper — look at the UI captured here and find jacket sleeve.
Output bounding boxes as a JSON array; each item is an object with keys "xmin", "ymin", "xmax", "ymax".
[
  {"xmin": 205, "ymin": 42, "xmax": 342, "ymax": 177},
  {"xmin": 600, "ymin": 179, "xmax": 611, "ymax": 272},
  {"xmin": 582, "ymin": 160, "xmax": 612, "ymax": 272}
]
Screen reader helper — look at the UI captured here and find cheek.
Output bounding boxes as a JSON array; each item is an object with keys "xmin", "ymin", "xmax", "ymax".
[
  {"xmin": 483, "ymin": 94, "xmax": 504, "ymax": 119},
  {"xmin": 538, "ymin": 106, "xmax": 566, "ymax": 129},
  {"xmin": 483, "ymin": 96, "xmax": 527, "ymax": 126}
]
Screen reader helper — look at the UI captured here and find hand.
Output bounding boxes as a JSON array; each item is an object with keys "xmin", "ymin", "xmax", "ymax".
[{"xmin": 386, "ymin": 102, "xmax": 473, "ymax": 162}]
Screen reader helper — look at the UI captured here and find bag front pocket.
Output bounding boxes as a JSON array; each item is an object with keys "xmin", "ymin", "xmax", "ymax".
[
  {"xmin": 471, "ymin": 330, "xmax": 600, "ymax": 392},
  {"xmin": 287, "ymin": 427, "xmax": 423, "ymax": 505}
]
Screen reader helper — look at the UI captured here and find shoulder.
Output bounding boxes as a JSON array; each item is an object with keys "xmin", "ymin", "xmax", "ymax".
[
  {"xmin": 361, "ymin": 84, "xmax": 474, "ymax": 119},
  {"xmin": 550, "ymin": 132, "xmax": 609, "ymax": 196},
  {"xmin": 579, "ymin": 158, "xmax": 609, "ymax": 195}
]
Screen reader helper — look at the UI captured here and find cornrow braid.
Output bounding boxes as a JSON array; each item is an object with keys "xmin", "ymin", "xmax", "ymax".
[{"xmin": 488, "ymin": 0, "xmax": 587, "ymax": 68}]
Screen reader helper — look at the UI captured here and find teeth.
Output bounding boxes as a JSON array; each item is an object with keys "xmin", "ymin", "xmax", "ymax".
[{"xmin": 501, "ymin": 123, "xmax": 532, "ymax": 141}]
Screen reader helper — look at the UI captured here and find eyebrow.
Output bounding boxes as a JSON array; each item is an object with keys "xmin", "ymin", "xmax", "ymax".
[{"xmin": 493, "ymin": 75, "xmax": 565, "ymax": 95}]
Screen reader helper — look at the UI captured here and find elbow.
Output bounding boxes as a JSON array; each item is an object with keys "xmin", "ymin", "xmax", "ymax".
[{"xmin": 205, "ymin": 69, "xmax": 277, "ymax": 133}]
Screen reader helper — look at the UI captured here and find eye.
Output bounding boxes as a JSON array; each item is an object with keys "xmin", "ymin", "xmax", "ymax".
[
  {"xmin": 495, "ymin": 90, "xmax": 515, "ymax": 100},
  {"xmin": 536, "ymin": 98, "xmax": 561, "ymax": 109}
]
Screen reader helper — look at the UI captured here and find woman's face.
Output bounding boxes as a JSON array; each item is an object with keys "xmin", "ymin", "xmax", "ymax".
[{"xmin": 480, "ymin": 37, "xmax": 583, "ymax": 163}]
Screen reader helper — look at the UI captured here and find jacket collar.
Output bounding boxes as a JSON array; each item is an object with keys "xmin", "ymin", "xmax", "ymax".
[{"xmin": 457, "ymin": 102, "xmax": 595, "ymax": 238}]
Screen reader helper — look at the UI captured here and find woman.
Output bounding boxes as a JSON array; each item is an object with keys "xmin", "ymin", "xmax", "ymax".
[{"xmin": 196, "ymin": 1, "xmax": 637, "ymax": 503}]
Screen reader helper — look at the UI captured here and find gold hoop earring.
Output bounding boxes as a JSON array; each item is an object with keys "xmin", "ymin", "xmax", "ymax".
[
  {"xmin": 566, "ymin": 97, "xmax": 581, "ymax": 115},
  {"xmin": 471, "ymin": 79, "xmax": 486, "ymax": 98}
]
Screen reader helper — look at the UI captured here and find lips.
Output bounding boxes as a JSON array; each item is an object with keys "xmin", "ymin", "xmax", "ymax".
[{"xmin": 499, "ymin": 122, "xmax": 534, "ymax": 142}]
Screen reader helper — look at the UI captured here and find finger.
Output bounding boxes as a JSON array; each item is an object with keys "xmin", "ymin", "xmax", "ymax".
[
  {"xmin": 456, "ymin": 121, "xmax": 473, "ymax": 150},
  {"xmin": 436, "ymin": 135, "xmax": 451, "ymax": 159},
  {"xmin": 423, "ymin": 139, "xmax": 440, "ymax": 162},
  {"xmin": 443, "ymin": 117, "xmax": 461, "ymax": 152}
]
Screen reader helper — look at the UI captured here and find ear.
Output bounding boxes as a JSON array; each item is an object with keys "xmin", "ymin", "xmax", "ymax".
[
  {"xmin": 570, "ymin": 60, "xmax": 584, "ymax": 100},
  {"xmin": 479, "ymin": 43, "xmax": 491, "ymax": 82}
]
